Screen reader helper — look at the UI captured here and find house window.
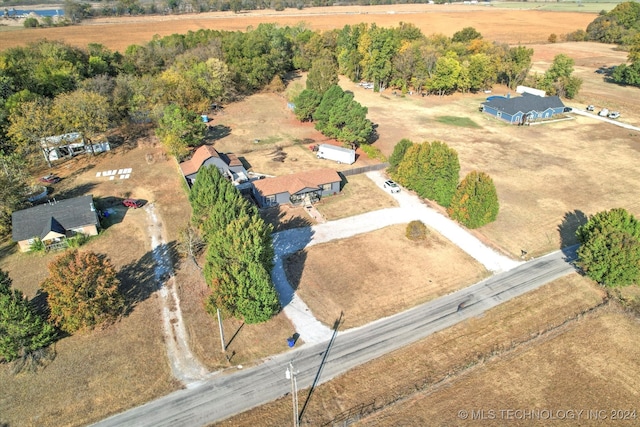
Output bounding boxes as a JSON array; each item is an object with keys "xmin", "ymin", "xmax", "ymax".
[
  {"xmin": 265, "ymin": 195, "xmax": 276, "ymax": 206},
  {"xmin": 321, "ymin": 183, "xmax": 332, "ymax": 191}
]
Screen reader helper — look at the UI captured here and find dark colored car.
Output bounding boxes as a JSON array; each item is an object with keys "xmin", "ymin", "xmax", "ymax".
[
  {"xmin": 122, "ymin": 198, "xmax": 143, "ymax": 208},
  {"xmin": 39, "ymin": 174, "xmax": 61, "ymax": 184}
]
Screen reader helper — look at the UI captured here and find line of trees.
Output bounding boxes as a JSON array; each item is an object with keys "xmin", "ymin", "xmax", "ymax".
[
  {"xmin": 189, "ymin": 165, "xmax": 280, "ymax": 323},
  {"xmin": 295, "ymin": 84, "xmax": 373, "ymax": 146},
  {"xmin": 389, "ymin": 139, "xmax": 499, "ymax": 229}
]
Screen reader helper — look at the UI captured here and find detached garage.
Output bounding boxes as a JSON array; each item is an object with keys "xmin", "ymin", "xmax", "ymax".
[{"xmin": 481, "ymin": 93, "xmax": 567, "ymax": 125}]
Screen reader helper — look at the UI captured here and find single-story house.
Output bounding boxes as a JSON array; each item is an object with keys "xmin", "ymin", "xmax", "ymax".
[
  {"xmin": 252, "ymin": 168, "xmax": 342, "ymax": 208},
  {"xmin": 179, "ymin": 145, "xmax": 248, "ymax": 187},
  {"xmin": 481, "ymin": 92, "xmax": 566, "ymax": 125},
  {"xmin": 11, "ymin": 195, "xmax": 100, "ymax": 252}
]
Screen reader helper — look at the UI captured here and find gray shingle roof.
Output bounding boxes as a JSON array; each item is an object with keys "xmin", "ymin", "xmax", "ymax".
[
  {"xmin": 12, "ymin": 195, "xmax": 98, "ymax": 241},
  {"xmin": 482, "ymin": 93, "xmax": 565, "ymax": 115}
]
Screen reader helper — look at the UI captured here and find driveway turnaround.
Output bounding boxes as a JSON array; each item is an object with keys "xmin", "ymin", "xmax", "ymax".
[{"xmin": 272, "ymin": 171, "xmax": 522, "ymax": 344}]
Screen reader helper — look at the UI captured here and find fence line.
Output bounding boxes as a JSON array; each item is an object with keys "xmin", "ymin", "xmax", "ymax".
[{"xmin": 341, "ymin": 163, "xmax": 389, "ymax": 177}]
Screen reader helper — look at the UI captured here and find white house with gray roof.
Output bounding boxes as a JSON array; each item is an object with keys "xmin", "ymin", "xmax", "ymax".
[{"xmin": 11, "ymin": 195, "xmax": 100, "ymax": 252}]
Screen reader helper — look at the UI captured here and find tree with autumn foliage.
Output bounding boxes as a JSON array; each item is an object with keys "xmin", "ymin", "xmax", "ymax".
[
  {"xmin": 41, "ymin": 250, "xmax": 124, "ymax": 333},
  {"xmin": 448, "ymin": 171, "xmax": 499, "ymax": 229}
]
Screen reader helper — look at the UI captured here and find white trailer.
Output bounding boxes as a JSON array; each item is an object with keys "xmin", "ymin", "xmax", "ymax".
[{"xmin": 316, "ymin": 144, "xmax": 356, "ymax": 165}]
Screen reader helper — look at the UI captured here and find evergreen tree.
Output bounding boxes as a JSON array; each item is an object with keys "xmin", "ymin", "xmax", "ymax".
[
  {"xmin": 423, "ymin": 141, "xmax": 460, "ymax": 207},
  {"xmin": 293, "ymin": 89, "xmax": 322, "ymax": 122},
  {"xmin": 447, "ymin": 171, "xmax": 499, "ymax": 229},
  {"xmin": 313, "ymin": 84, "xmax": 344, "ymax": 132},
  {"xmin": 388, "ymin": 138, "xmax": 414, "ymax": 173},
  {"xmin": 0, "ymin": 269, "xmax": 56, "ymax": 363},
  {"xmin": 190, "ymin": 165, "xmax": 280, "ymax": 324},
  {"xmin": 576, "ymin": 208, "xmax": 640, "ymax": 287},
  {"xmin": 41, "ymin": 250, "xmax": 124, "ymax": 333},
  {"xmin": 393, "ymin": 142, "xmax": 420, "ymax": 187}
]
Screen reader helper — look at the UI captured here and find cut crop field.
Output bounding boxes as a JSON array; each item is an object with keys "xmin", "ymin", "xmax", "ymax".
[
  {"xmin": 0, "ymin": 4, "xmax": 598, "ymax": 52},
  {"xmin": 217, "ymin": 273, "xmax": 619, "ymax": 427},
  {"xmin": 365, "ymin": 308, "xmax": 640, "ymax": 426}
]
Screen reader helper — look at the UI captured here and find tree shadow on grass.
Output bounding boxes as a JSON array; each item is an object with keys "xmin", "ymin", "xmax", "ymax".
[
  {"xmin": 118, "ymin": 240, "xmax": 180, "ymax": 315},
  {"xmin": 46, "ymin": 182, "xmax": 97, "ymax": 202},
  {"xmin": 558, "ymin": 209, "xmax": 588, "ymax": 259}
]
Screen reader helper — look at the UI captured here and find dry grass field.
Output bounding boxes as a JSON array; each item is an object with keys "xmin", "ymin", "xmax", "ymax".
[
  {"xmin": 365, "ymin": 308, "xmax": 640, "ymax": 426},
  {"xmin": 217, "ymin": 273, "xmax": 618, "ymax": 426},
  {"xmin": 285, "ymin": 224, "xmax": 490, "ymax": 329},
  {"xmin": 0, "ymin": 134, "xmax": 295, "ymax": 426},
  {"xmin": 2, "ymin": 5, "xmax": 640, "ymax": 427},
  {"xmin": 342, "ymin": 40, "xmax": 640, "ymax": 258},
  {"xmin": 0, "ymin": 5, "xmax": 598, "ymax": 52}
]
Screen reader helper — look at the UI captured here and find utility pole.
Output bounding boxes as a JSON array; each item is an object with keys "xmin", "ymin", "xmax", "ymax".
[
  {"xmin": 285, "ymin": 361, "xmax": 299, "ymax": 427},
  {"xmin": 217, "ymin": 308, "xmax": 225, "ymax": 352}
]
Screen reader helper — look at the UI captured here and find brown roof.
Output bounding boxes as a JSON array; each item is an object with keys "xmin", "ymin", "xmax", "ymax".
[
  {"xmin": 179, "ymin": 145, "xmax": 220, "ymax": 176},
  {"xmin": 253, "ymin": 168, "xmax": 341, "ymax": 197},
  {"xmin": 225, "ymin": 152, "xmax": 242, "ymax": 168}
]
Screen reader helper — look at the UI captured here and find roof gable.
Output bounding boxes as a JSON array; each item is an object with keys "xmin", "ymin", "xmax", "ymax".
[
  {"xmin": 179, "ymin": 145, "xmax": 221, "ymax": 176},
  {"xmin": 483, "ymin": 93, "xmax": 565, "ymax": 116},
  {"xmin": 253, "ymin": 168, "xmax": 342, "ymax": 197},
  {"xmin": 12, "ymin": 195, "xmax": 97, "ymax": 242}
]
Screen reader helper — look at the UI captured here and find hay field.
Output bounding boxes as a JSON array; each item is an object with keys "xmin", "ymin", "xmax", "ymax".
[{"xmin": 0, "ymin": 4, "xmax": 598, "ymax": 52}]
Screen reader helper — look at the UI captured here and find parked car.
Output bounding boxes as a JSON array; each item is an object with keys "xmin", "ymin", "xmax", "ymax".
[
  {"xmin": 586, "ymin": 105, "xmax": 595, "ymax": 112},
  {"xmin": 383, "ymin": 180, "xmax": 401, "ymax": 193},
  {"xmin": 122, "ymin": 198, "xmax": 143, "ymax": 208},
  {"xmin": 598, "ymin": 108, "xmax": 609, "ymax": 117},
  {"xmin": 39, "ymin": 174, "xmax": 61, "ymax": 184},
  {"xmin": 608, "ymin": 111, "xmax": 620, "ymax": 119}
]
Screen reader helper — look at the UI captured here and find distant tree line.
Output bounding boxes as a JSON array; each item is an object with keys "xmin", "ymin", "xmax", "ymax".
[{"xmin": 570, "ymin": 1, "xmax": 640, "ymax": 87}]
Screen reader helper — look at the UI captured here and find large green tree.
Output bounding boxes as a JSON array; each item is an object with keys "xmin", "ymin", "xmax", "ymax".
[
  {"xmin": 576, "ymin": 208, "xmax": 640, "ymax": 287},
  {"xmin": 190, "ymin": 166, "xmax": 280, "ymax": 323},
  {"xmin": 388, "ymin": 138, "xmax": 414, "ymax": 173},
  {"xmin": 422, "ymin": 141, "xmax": 460, "ymax": 207},
  {"xmin": 447, "ymin": 171, "xmax": 499, "ymax": 229},
  {"xmin": 7, "ymin": 98, "xmax": 58, "ymax": 167},
  {"xmin": 52, "ymin": 89, "xmax": 111, "ymax": 154},
  {"xmin": 306, "ymin": 55, "xmax": 339, "ymax": 95},
  {"xmin": 156, "ymin": 104, "xmax": 206, "ymax": 160},
  {"xmin": 41, "ymin": 250, "xmax": 124, "ymax": 333},
  {"xmin": 535, "ymin": 54, "xmax": 583, "ymax": 99},
  {"xmin": 293, "ymin": 89, "xmax": 322, "ymax": 122},
  {"xmin": 0, "ymin": 269, "xmax": 56, "ymax": 363}
]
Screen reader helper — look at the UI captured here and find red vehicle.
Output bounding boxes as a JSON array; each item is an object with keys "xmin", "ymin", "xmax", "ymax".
[
  {"xmin": 122, "ymin": 198, "xmax": 143, "ymax": 208},
  {"xmin": 39, "ymin": 174, "xmax": 61, "ymax": 184}
]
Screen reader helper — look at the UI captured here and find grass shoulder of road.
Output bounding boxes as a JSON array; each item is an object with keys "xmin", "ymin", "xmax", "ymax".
[{"xmin": 216, "ymin": 273, "xmax": 610, "ymax": 426}]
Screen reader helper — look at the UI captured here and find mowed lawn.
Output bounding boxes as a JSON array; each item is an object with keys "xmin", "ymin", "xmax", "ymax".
[{"xmin": 285, "ymin": 224, "xmax": 490, "ymax": 329}]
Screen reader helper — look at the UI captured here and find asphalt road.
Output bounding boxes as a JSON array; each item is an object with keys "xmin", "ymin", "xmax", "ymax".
[{"xmin": 92, "ymin": 247, "xmax": 578, "ymax": 427}]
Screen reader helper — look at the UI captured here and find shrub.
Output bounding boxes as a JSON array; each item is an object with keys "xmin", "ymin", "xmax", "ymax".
[
  {"xmin": 406, "ymin": 220, "xmax": 429, "ymax": 241},
  {"xmin": 23, "ymin": 17, "xmax": 39, "ymax": 28},
  {"xmin": 359, "ymin": 144, "xmax": 386, "ymax": 161}
]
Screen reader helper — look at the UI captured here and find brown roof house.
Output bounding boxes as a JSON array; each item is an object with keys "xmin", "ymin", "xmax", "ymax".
[
  {"xmin": 11, "ymin": 195, "xmax": 100, "ymax": 252},
  {"xmin": 252, "ymin": 168, "xmax": 342, "ymax": 208},
  {"xmin": 179, "ymin": 145, "xmax": 248, "ymax": 187}
]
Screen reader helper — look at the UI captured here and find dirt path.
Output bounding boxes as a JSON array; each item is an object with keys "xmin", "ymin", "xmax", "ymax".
[{"xmin": 145, "ymin": 203, "xmax": 209, "ymax": 387}]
